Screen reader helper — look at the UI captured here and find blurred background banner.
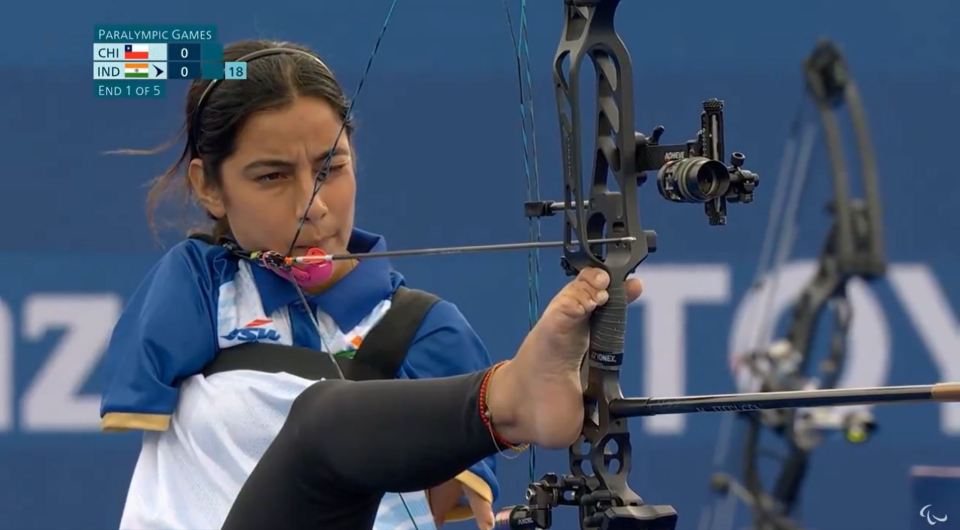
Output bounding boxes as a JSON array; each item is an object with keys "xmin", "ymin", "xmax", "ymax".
[{"xmin": 1, "ymin": 1, "xmax": 958, "ymax": 529}]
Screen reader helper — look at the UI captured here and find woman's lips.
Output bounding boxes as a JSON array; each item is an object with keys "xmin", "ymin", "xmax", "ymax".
[{"xmin": 292, "ymin": 240, "xmax": 330, "ymax": 255}]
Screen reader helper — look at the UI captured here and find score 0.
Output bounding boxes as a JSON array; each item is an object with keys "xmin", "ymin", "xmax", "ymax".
[{"xmin": 169, "ymin": 43, "xmax": 201, "ymax": 80}]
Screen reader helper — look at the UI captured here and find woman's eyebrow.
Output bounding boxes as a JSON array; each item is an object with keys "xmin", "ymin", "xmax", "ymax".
[
  {"xmin": 242, "ymin": 148, "xmax": 349, "ymax": 173},
  {"xmin": 243, "ymin": 158, "xmax": 296, "ymax": 172},
  {"xmin": 312, "ymin": 147, "xmax": 350, "ymax": 164}
]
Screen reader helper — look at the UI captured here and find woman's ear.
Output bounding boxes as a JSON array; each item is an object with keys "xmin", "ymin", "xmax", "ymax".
[{"xmin": 188, "ymin": 158, "xmax": 226, "ymax": 219}]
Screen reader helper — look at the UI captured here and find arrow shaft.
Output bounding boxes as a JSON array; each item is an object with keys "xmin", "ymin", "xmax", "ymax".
[
  {"xmin": 291, "ymin": 236, "xmax": 636, "ymax": 263},
  {"xmin": 611, "ymin": 382, "xmax": 960, "ymax": 417}
]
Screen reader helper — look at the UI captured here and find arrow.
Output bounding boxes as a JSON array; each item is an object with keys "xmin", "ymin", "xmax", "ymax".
[
  {"xmin": 153, "ymin": 64, "xmax": 164, "ymax": 77},
  {"xmin": 288, "ymin": 236, "xmax": 637, "ymax": 264}
]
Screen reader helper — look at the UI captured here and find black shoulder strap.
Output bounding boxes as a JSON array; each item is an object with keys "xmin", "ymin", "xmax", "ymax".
[
  {"xmin": 201, "ymin": 342, "xmax": 345, "ymax": 380},
  {"xmin": 202, "ymin": 286, "xmax": 441, "ymax": 382},
  {"xmin": 338, "ymin": 286, "xmax": 441, "ymax": 381}
]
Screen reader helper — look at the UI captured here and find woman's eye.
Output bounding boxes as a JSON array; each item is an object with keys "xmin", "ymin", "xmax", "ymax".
[
  {"xmin": 314, "ymin": 164, "xmax": 347, "ymax": 181},
  {"xmin": 256, "ymin": 172, "xmax": 285, "ymax": 182}
]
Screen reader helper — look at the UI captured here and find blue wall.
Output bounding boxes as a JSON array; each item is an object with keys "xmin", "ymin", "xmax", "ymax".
[{"xmin": 2, "ymin": 1, "xmax": 959, "ymax": 529}]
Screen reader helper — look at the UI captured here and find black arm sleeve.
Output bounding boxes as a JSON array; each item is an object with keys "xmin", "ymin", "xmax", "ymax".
[{"xmin": 221, "ymin": 370, "xmax": 499, "ymax": 530}]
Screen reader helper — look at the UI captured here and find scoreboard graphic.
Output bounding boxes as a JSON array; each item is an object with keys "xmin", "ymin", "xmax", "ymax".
[{"xmin": 93, "ymin": 24, "xmax": 246, "ymax": 98}]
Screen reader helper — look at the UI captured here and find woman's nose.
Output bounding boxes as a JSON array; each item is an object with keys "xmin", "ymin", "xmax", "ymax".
[{"xmin": 296, "ymin": 170, "xmax": 328, "ymax": 222}]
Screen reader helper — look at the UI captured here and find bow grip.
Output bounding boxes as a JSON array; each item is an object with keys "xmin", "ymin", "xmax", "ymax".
[{"xmin": 589, "ymin": 278, "xmax": 627, "ymax": 365}]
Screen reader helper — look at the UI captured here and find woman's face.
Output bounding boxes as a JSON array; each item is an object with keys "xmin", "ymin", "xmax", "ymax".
[{"xmin": 192, "ymin": 96, "xmax": 356, "ymax": 258}]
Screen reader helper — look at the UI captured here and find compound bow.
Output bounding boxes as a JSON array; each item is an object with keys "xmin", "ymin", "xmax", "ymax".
[
  {"xmin": 498, "ymin": 1, "xmax": 760, "ymax": 528},
  {"xmin": 703, "ymin": 40, "xmax": 886, "ymax": 530}
]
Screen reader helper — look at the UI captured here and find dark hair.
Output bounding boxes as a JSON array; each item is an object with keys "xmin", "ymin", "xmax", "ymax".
[{"xmin": 134, "ymin": 39, "xmax": 354, "ymax": 242}]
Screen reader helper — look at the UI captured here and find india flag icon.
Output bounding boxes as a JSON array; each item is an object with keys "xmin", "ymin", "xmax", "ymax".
[{"xmin": 124, "ymin": 63, "xmax": 149, "ymax": 78}]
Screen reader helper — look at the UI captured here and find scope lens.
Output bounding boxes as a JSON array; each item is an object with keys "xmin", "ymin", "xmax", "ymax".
[{"xmin": 656, "ymin": 157, "xmax": 730, "ymax": 203}]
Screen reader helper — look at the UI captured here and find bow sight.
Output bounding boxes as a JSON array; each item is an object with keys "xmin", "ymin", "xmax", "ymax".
[
  {"xmin": 651, "ymin": 100, "xmax": 759, "ymax": 226},
  {"xmin": 528, "ymin": 100, "xmax": 760, "ymax": 228}
]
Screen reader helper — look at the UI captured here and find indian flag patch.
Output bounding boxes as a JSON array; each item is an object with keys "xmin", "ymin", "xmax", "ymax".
[{"xmin": 333, "ymin": 335, "xmax": 364, "ymax": 359}]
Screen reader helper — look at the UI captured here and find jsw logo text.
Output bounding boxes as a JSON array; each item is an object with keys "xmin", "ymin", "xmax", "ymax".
[{"xmin": 222, "ymin": 319, "xmax": 282, "ymax": 342}]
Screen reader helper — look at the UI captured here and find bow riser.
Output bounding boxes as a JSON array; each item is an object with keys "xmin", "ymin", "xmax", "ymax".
[{"xmin": 553, "ymin": 3, "xmax": 654, "ymax": 527}]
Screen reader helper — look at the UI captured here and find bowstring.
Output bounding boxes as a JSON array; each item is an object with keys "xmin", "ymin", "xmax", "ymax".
[
  {"xmin": 287, "ymin": 0, "xmax": 399, "ymax": 257},
  {"xmin": 752, "ymin": 110, "xmax": 818, "ymax": 356},
  {"xmin": 282, "ymin": 2, "xmax": 421, "ymax": 529},
  {"xmin": 502, "ymin": 0, "xmax": 543, "ymax": 480},
  {"xmin": 747, "ymin": 100, "xmax": 815, "ymax": 371}
]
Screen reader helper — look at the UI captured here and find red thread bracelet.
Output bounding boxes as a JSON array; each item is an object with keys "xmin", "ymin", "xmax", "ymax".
[{"xmin": 478, "ymin": 361, "xmax": 529, "ymax": 453}]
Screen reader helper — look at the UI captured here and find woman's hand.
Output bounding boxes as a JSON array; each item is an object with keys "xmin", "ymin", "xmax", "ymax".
[{"xmin": 428, "ymin": 478, "xmax": 494, "ymax": 529}]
